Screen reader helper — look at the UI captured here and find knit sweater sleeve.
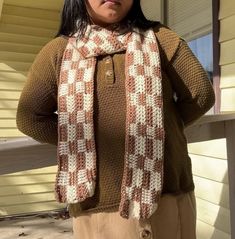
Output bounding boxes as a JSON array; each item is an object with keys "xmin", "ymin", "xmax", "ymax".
[
  {"xmin": 154, "ymin": 24, "xmax": 215, "ymax": 127},
  {"xmin": 166, "ymin": 39, "xmax": 215, "ymax": 127},
  {"xmin": 16, "ymin": 36, "xmax": 68, "ymax": 145}
]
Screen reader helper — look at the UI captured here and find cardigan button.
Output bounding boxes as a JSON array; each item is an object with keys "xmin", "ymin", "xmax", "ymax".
[
  {"xmin": 141, "ymin": 229, "xmax": 151, "ymax": 238},
  {"xmin": 105, "ymin": 57, "xmax": 112, "ymax": 64},
  {"xmin": 105, "ymin": 70, "xmax": 113, "ymax": 77}
]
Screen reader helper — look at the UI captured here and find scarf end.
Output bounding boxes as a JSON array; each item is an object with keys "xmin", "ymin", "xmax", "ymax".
[
  {"xmin": 119, "ymin": 199, "xmax": 159, "ymax": 220},
  {"xmin": 55, "ymin": 180, "xmax": 96, "ymax": 204}
]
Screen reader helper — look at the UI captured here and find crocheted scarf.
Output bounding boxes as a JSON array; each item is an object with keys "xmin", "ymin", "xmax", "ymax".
[{"xmin": 55, "ymin": 25, "xmax": 165, "ymax": 220}]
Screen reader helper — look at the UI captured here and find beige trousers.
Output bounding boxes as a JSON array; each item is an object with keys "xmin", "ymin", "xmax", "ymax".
[{"xmin": 73, "ymin": 191, "xmax": 196, "ymax": 239}]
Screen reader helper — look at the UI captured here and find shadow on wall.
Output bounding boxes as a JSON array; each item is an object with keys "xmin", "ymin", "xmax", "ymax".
[{"xmin": 189, "ymin": 138, "xmax": 231, "ymax": 239}]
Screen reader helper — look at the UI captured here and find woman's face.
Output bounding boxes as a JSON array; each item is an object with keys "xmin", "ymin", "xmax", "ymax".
[{"xmin": 85, "ymin": 0, "xmax": 134, "ymax": 27}]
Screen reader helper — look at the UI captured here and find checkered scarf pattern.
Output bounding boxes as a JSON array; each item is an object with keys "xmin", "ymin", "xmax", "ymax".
[{"xmin": 56, "ymin": 25, "xmax": 165, "ymax": 219}]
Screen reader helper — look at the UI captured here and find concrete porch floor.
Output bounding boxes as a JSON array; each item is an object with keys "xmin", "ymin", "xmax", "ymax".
[{"xmin": 0, "ymin": 213, "xmax": 73, "ymax": 239}]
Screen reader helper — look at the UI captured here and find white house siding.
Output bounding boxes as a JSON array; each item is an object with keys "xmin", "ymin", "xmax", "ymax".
[
  {"xmin": 0, "ymin": 166, "xmax": 65, "ymax": 215},
  {"xmin": 219, "ymin": 0, "xmax": 235, "ymax": 112},
  {"xmin": 188, "ymin": 139, "xmax": 231, "ymax": 239},
  {"xmin": 0, "ymin": 0, "xmax": 65, "ymax": 216},
  {"xmin": 0, "ymin": 0, "xmax": 62, "ymax": 139}
]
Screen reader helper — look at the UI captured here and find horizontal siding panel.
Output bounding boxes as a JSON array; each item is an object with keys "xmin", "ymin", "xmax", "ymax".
[
  {"xmin": 188, "ymin": 139, "xmax": 227, "ymax": 159},
  {"xmin": 4, "ymin": 0, "xmax": 63, "ymax": 11},
  {"xmin": 2, "ymin": 5, "xmax": 60, "ymax": 21},
  {"xmin": 0, "ymin": 71, "xmax": 28, "ymax": 81},
  {"xmin": 0, "ymin": 129, "xmax": 24, "ymax": 137},
  {"xmin": 197, "ymin": 220, "xmax": 230, "ymax": 239},
  {"xmin": 194, "ymin": 176, "xmax": 229, "ymax": 209},
  {"xmin": 1, "ymin": 14, "xmax": 59, "ymax": 30},
  {"xmin": 197, "ymin": 198, "xmax": 231, "ymax": 234},
  {"xmin": 0, "ymin": 80, "xmax": 24, "ymax": 90},
  {"xmin": 219, "ymin": 0, "xmax": 235, "ymax": 19},
  {"xmin": 0, "ymin": 61, "xmax": 31, "ymax": 72},
  {"xmin": 220, "ymin": 38, "xmax": 235, "ymax": 65},
  {"xmin": 0, "ymin": 109, "xmax": 17, "ymax": 118},
  {"xmin": 0, "ymin": 100, "xmax": 18, "ymax": 109},
  {"xmin": 7, "ymin": 166, "xmax": 58, "ymax": 176},
  {"xmin": 0, "ymin": 192, "xmax": 55, "ymax": 206},
  {"xmin": 0, "ymin": 183, "xmax": 55, "ymax": 196},
  {"xmin": 0, "ymin": 174, "xmax": 55, "ymax": 186},
  {"xmin": 0, "ymin": 201, "xmax": 65, "ymax": 216},
  {"xmin": 0, "ymin": 23, "xmax": 56, "ymax": 38},
  {"xmin": 0, "ymin": 42, "xmax": 42, "ymax": 54},
  {"xmin": 0, "ymin": 166, "xmax": 59, "ymax": 217},
  {"xmin": 0, "ymin": 119, "xmax": 16, "ymax": 128},
  {"xmin": 0, "ymin": 72, "xmax": 27, "ymax": 82},
  {"xmin": 220, "ymin": 63, "xmax": 235, "ymax": 88},
  {"xmin": 191, "ymin": 154, "xmax": 228, "ymax": 183},
  {"xmin": 221, "ymin": 88, "xmax": 235, "ymax": 112},
  {"xmin": 220, "ymin": 14, "xmax": 235, "ymax": 42},
  {"xmin": 0, "ymin": 51, "xmax": 36, "ymax": 62},
  {"xmin": 0, "ymin": 90, "xmax": 21, "ymax": 100},
  {"xmin": 0, "ymin": 32, "xmax": 51, "ymax": 46}
]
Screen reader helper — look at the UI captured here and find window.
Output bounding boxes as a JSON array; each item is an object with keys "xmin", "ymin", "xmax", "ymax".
[{"xmin": 188, "ymin": 33, "xmax": 213, "ymax": 81}]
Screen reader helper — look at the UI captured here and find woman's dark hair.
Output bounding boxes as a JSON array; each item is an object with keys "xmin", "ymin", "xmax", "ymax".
[{"xmin": 56, "ymin": 0, "xmax": 159, "ymax": 37}]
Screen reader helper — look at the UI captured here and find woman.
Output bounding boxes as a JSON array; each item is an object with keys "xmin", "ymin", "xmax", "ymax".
[{"xmin": 16, "ymin": 0, "xmax": 215, "ymax": 238}]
